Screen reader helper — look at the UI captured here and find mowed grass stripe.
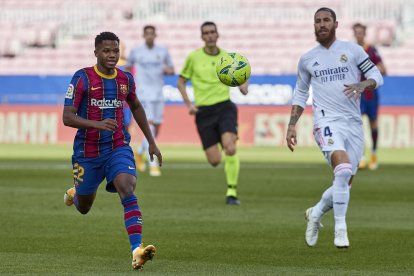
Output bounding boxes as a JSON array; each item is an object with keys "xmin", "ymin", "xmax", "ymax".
[
  {"xmin": 1, "ymin": 144, "xmax": 414, "ymax": 165},
  {"xmin": 0, "ymin": 161, "xmax": 320, "ymax": 170}
]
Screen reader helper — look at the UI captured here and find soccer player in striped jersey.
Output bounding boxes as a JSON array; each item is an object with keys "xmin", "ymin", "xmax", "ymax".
[
  {"xmin": 353, "ymin": 23, "xmax": 387, "ymax": 170},
  {"xmin": 286, "ymin": 8, "xmax": 383, "ymax": 248},
  {"xmin": 62, "ymin": 32, "xmax": 161, "ymax": 270}
]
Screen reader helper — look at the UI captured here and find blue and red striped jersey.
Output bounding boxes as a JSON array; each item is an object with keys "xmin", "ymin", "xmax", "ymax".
[{"xmin": 64, "ymin": 65, "xmax": 137, "ymax": 158}]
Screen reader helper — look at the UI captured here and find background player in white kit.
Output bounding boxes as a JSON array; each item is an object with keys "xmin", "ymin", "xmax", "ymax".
[
  {"xmin": 127, "ymin": 25, "xmax": 174, "ymax": 176},
  {"xmin": 286, "ymin": 7, "xmax": 383, "ymax": 248}
]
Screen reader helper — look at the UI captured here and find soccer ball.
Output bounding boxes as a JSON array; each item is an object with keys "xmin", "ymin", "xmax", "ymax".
[{"xmin": 216, "ymin": 52, "xmax": 251, "ymax": 87}]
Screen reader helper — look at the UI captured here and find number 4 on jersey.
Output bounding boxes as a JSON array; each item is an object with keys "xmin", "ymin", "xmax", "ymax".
[{"xmin": 324, "ymin": 126, "xmax": 333, "ymax": 137}]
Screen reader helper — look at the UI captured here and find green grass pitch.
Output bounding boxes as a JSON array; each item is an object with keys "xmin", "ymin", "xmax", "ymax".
[{"xmin": 0, "ymin": 144, "xmax": 413, "ymax": 275}]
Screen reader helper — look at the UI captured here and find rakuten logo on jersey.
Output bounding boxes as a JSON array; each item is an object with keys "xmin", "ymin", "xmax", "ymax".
[{"xmin": 90, "ymin": 98, "xmax": 123, "ymax": 109}]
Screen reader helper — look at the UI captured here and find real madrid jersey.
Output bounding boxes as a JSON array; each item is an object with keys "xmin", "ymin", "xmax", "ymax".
[
  {"xmin": 127, "ymin": 44, "xmax": 173, "ymax": 102},
  {"xmin": 292, "ymin": 39, "xmax": 383, "ymax": 124},
  {"xmin": 64, "ymin": 65, "xmax": 137, "ymax": 158}
]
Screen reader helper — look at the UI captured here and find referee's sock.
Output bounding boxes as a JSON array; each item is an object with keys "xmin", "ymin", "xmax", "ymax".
[{"xmin": 224, "ymin": 154, "xmax": 240, "ymax": 197}]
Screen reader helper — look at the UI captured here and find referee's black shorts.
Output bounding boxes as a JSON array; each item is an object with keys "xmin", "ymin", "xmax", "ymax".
[{"xmin": 195, "ymin": 100, "xmax": 238, "ymax": 150}]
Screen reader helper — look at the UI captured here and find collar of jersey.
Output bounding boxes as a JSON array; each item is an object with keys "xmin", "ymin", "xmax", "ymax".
[
  {"xmin": 94, "ymin": 65, "xmax": 117, "ymax": 79},
  {"xmin": 203, "ymin": 47, "xmax": 221, "ymax": 56}
]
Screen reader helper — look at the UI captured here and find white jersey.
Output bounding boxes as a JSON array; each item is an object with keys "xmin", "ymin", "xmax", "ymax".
[
  {"xmin": 292, "ymin": 39, "xmax": 383, "ymax": 124},
  {"xmin": 127, "ymin": 44, "xmax": 174, "ymax": 102}
]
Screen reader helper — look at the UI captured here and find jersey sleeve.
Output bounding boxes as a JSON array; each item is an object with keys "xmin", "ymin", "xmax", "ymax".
[
  {"xmin": 180, "ymin": 52, "xmax": 193, "ymax": 79},
  {"xmin": 64, "ymin": 70, "xmax": 86, "ymax": 109},
  {"xmin": 125, "ymin": 72, "xmax": 137, "ymax": 102},
  {"xmin": 292, "ymin": 56, "xmax": 311, "ymax": 108},
  {"xmin": 355, "ymin": 45, "xmax": 384, "ymax": 88}
]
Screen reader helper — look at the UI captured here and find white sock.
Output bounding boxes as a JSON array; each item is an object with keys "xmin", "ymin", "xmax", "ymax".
[
  {"xmin": 332, "ymin": 163, "xmax": 352, "ymax": 231},
  {"xmin": 312, "ymin": 186, "xmax": 333, "ymax": 222}
]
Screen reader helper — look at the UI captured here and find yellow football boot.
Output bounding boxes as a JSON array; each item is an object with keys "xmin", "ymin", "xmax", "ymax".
[
  {"xmin": 369, "ymin": 153, "xmax": 378, "ymax": 170},
  {"xmin": 149, "ymin": 166, "xmax": 161, "ymax": 177},
  {"xmin": 132, "ymin": 243, "xmax": 156, "ymax": 270},
  {"xmin": 135, "ymin": 153, "xmax": 146, "ymax": 172},
  {"xmin": 64, "ymin": 187, "xmax": 75, "ymax": 206},
  {"xmin": 358, "ymin": 157, "xmax": 367, "ymax": 170}
]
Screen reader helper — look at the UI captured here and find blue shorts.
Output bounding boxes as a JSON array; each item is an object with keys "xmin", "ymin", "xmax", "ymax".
[
  {"xmin": 72, "ymin": 145, "xmax": 137, "ymax": 195},
  {"xmin": 360, "ymin": 91, "xmax": 379, "ymax": 120}
]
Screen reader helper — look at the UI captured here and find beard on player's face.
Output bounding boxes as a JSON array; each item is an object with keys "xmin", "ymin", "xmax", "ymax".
[{"xmin": 315, "ymin": 26, "xmax": 336, "ymax": 45}]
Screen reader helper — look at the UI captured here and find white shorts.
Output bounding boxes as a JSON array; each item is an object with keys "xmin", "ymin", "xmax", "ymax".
[
  {"xmin": 141, "ymin": 101, "xmax": 164, "ymax": 125},
  {"xmin": 313, "ymin": 119, "xmax": 364, "ymax": 174}
]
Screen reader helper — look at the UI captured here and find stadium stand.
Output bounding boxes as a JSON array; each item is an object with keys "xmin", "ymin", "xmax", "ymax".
[{"xmin": 0, "ymin": 0, "xmax": 413, "ymax": 75}]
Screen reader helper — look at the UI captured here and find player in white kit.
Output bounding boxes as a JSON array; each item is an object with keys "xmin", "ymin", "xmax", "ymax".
[
  {"xmin": 286, "ymin": 7, "xmax": 383, "ymax": 248},
  {"xmin": 127, "ymin": 25, "xmax": 174, "ymax": 176}
]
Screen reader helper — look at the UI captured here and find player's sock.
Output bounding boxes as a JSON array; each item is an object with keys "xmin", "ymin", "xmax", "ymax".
[
  {"xmin": 332, "ymin": 163, "xmax": 352, "ymax": 231},
  {"xmin": 122, "ymin": 194, "xmax": 142, "ymax": 252},
  {"xmin": 372, "ymin": 128, "xmax": 378, "ymax": 152},
  {"xmin": 224, "ymin": 154, "xmax": 240, "ymax": 197},
  {"xmin": 311, "ymin": 186, "xmax": 333, "ymax": 222}
]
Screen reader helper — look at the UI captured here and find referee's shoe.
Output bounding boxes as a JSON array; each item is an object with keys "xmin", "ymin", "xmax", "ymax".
[{"xmin": 226, "ymin": 196, "xmax": 240, "ymax": 205}]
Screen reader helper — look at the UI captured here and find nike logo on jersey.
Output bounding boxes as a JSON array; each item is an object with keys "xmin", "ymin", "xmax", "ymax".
[
  {"xmin": 91, "ymin": 86, "xmax": 101, "ymax": 91},
  {"xmin": 128, "ymin": 166, "xmax": 135, "ymax": 170}
]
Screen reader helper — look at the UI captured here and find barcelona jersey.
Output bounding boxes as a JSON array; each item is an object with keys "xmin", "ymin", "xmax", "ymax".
[{"xmin": 64, "ymin": 65, "xmax": 137, "ymax": 158}]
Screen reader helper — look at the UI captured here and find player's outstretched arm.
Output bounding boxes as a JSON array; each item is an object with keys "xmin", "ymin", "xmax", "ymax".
[
  {"xmin": 127, "ymin": 98, "xmax": 162, "ymax": 166},
  {"xmin": 62, "ymin": 106, "xmax": 117, "ymax": 131},
  {"xmin": 286, "ymin": 105, "xmax": 304, "ymax": 152},
  {"xmin": 177, "ymin": 76, "xmax": 198, "ymax": 115}
]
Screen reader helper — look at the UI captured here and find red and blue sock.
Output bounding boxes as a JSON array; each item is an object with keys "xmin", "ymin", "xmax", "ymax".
[{"xmin": 122, "ymin": 194, "xmax": 142, "ymax": 252}]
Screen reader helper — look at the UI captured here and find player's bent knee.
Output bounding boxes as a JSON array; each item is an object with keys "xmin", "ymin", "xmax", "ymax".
[
  {"xmin": 113, "ymin": 174, "xmax": 136, "ymax": 197},
  {"xmin": 209, "ymin": 159, "xmax": 221, "ymax": 167},
  {"xmin": 224, "ymin": 147, "xmax": 236, "ymax": 156},
  {"xmin": 222, "ymin": 141, "xmax": 237, "ymax": 156},
  {"xmin": 207, "ymin": 154, "xmax": 221, "ymax": 166},
  {"xmin": 117, "ymin": 183, "xmax": 136, "ymax": 198}
]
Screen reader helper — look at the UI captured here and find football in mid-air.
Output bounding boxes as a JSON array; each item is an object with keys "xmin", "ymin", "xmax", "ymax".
[{"xmin": 216, "ymin": 52, "xmax": 251, "ymax": 87}]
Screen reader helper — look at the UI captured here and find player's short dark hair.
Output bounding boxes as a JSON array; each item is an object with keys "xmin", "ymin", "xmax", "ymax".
[
  {"xmin": 95, "ymin": 32, "xmax": 119, "ymax": 48},
  {"xmin": 314, "ymin": 7, "xmax": 337, "ymax": 22},
  {"xmin": 200, "ymin": 21, "xmax": 217, "ymax": 33},
  {"xmin": 353, "ymin": 22, "xmax": 367, "ymax": 31},
  {"xmin": 143, "ymin": 25, "xmax": 156, "ymax": 33}
]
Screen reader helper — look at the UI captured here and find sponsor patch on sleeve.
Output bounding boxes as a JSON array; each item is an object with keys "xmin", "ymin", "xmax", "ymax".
[{"xmin": 65, "ymin": 84, "xmax": 74, "ymax": 99}]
